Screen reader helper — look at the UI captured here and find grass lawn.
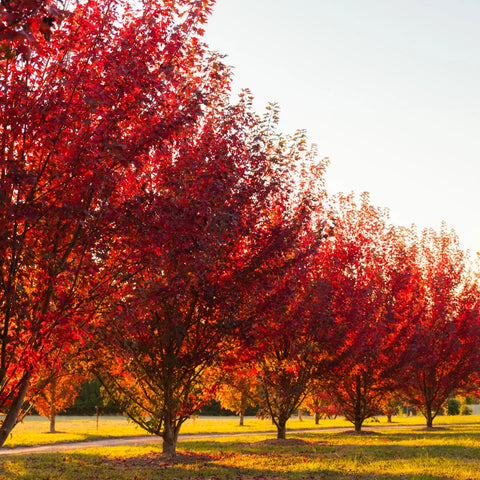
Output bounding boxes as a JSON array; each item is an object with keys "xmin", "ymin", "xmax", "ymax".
[
  {"xmin": 0, "ymin": 414, "xmax": 373, "ymax": 448},
  {"xmin": 6, "ymin": 413, "xmax": 480, "ymax": 448},
  {"xmin": 1, "ymin": 415, "xmax": 480, "ymax": 479},
  {"xmin": 2, "ymin": 424, "xmax": 480, "ymax": 479}
]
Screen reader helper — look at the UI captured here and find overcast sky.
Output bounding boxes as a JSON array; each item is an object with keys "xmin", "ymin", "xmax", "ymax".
[{"xmin": 204, "ymin": 0, "xmax": 480, "ymax": 255}]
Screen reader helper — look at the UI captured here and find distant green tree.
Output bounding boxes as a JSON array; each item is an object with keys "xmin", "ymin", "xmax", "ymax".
[
  {"xmin": 460, "ymin": 405, "xmax": 472, "ymax": 415},
  {"xmin": 447, "ymin": 398, "xmax": 460, "ymax": 416},
  {"xmin": 66, "ymin": 380, "xmax": 120, "ymax": 415}
]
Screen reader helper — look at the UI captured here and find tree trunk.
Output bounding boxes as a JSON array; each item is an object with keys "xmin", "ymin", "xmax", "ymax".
[
  {"xmin": 0, "ymin": 376, "xmax": 30, "ymax": 447},
  {"xmin": 277, "ymin": 421, "xmax": 287, "ymax": 439},
  {"xmin": 353, "ymin": 374, "xmax": 364, "ymax": 432},
  {"xmin": 387, "ymin": 414, "xmax": 392, "ymax": 423},
  {"xmin": 240, "ymin": 391, "xmax": 247, "ymax": 426},
  {"xmin": 315, "ymin": 412, "xmax": 320, "ymax": 425},
  {"xmin": 49, "ymin": 378, "xmax": 57, "ymax": 433},
  {"xmin": 297, "ymin": 409, "xmax": 303, "ymax": 421},
  {"xmin": 425, "ymin": 407, "xmax": 434, "ymax": 428},
  {"xmin": 354, "ymin": 417, "xmax": 363, "ymax": 432},
  {"xmin": 162, "ymin": 422, "xmax": 179, "ymax": 456}
]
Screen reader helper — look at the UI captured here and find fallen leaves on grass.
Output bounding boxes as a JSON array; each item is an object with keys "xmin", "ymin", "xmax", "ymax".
[
  {"xmin": 337, "ymin": 430, "xmax": 378, "ymax": 436},
  {"xmin": 254, "ymin": 438, "xmax": 314, "ymax": 447},
  {"xmin": 109, "ymin": 449, "xmax": 223, "ymax": 469}
]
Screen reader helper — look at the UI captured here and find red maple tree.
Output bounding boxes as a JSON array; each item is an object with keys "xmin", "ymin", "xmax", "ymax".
[
  {"xmin": 93, "ymin": 95, "xmax": 316, "ymax": 454},
  {"xmin": 31, "ymin": 365, "xmax": 85, "ymax": 433},
  {"xmin": 204, "ymin": 362, "xmax": 261, "ymax": 426},
  {"xmin": 316, "ymin": 194, "xmax": 408, "ymax": 432},
  {"xmin": 238, "ymin": 143, "xmax": 332, "ymax": 440},
  {"xmin": 303, "ymin": 387, "xmax": 343, "ymax": 423},
  {"xmin": 0, "ymin": 0, "xmax": 218, "ymax": 445},
  {"xmin": 399, "ymin": 227, "xmax": 480, "ymax": 427}
]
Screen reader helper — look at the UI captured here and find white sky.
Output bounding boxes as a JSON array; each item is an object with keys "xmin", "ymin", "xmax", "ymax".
[{"xmin": 204, "ymin": 0, "xmax": 480, "ymax": 255}]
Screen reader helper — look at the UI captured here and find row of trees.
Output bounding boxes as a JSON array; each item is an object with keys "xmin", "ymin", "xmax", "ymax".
[
  {"xmin": 203, "ymin": 203, "xmax": 480, "ymax": 437},
  {"xmin": 2, "ymin": 0, "xmax": 480, "ymax": 456},
  {"xmin": 29, "ymin": 194, "xmax": 480, "ymax": 450}
]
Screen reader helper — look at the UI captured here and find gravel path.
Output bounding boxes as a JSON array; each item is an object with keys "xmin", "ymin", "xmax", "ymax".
[{"xmin": 0, "ymin": 423, "xmax": 447, "ymax": 456}]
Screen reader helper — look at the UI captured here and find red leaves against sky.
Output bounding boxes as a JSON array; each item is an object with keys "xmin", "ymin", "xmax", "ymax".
[
  {"xmin": 0, "ymin": 0, "xmax": 70, "ymax": 59},
  {"xmin": 0, "ymin": 0, "xmax": 220, "ymax": 443}
]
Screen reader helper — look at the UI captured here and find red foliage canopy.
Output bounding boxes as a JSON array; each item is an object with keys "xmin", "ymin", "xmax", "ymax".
[
  {"xmin": 316, "ymin": 194, "xmax": 408, "ymax": 431},
  {"xmin": 93, "ymin": 100, "xmax": 330, "ymax": 453},
  {"xmin": 0, "ymin": 0, "xmax": 217, "ymax": 445},
  {"xmin": 1, "ymin": 0, "xmax": 71, "ymax": 59},
  {"xmin": 399, "ymin": 227, "xmax": 480, "ymax": 427}
]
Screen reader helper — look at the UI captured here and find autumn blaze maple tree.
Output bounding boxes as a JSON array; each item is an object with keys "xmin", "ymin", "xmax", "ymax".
[
  {"xmin": 204, "ymin": 353, "xmax": 262, "ymax": 426},
  {"xmin": 92, "ymin": 99, "xmax": 328, "ymax": 454},
  {"xmin": 2, "ymin": 0, "xmax": 480, "ymax": 454},
  {"xmin": 29, "ymin": 340, "xmax": 89, "ymax": 433},
  {"xmin": 212, "ymin": 371, "xmax": 260, "ymax": 426},
  {"xmin": 0, "ymin": 0, "xmax": 220, "ymax": 446},
  {"xmin": 236, "ymin": 143, "xmax": 332, "ymax": 440},
  {"xmin": 31, "ymin": 363, "xmax": 85, "ymax": 433},
  {"xmin": 302, "ymin": 387, "xmax": 342, "ymax": 423},
  {"xmin": 398, "ymin": 227, "xmax": 480, "ymax": 428},
  {"xmin": 249, "ymin": 269, "xmax": 330, "ymax": 441},
  {"xmin": 314, "ymin": 195, "xmax": 411, "ymax": 432}
]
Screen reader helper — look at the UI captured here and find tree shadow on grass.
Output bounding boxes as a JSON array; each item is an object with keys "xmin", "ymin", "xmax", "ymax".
[{"xmin": 0, "ymin": 446, "xmax": 478, "ymax": 480}]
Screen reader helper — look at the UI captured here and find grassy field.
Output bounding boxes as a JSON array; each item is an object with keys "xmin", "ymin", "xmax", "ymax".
[
  {"xmin": 0, "ymin": 414, "xmax": 379, "ymax": 448},
  {"xmin": 2, "ymin": 415, "xmax": 480, "ymax": 479},
  {"xmin": 4, "ymin": 413, "xmax": 480, "ymax": 448}
]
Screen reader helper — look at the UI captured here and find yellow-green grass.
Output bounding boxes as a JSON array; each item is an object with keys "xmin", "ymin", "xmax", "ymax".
[
  {"xmin": 2, "ymin": 416, "xmax": 144, "ymax": 448},
  {"xmin": 3, "ymin": 425, "xmax": 480, "ymax": 479},
  {"xmin": 4, "ymin": 414, "xmax": 480, "ymax": 448}
]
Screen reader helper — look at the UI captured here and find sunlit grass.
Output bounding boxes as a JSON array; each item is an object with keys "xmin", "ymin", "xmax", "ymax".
[
  {"xmin": 3, "ymin": 425, "xmax": 480, "ymax": 479},
  {"xmin": 3, "ymin": 416, "xmax": 143, "ymax": 448},
  {"xmin": 5, "ymin": 413, "xmax": 480, "ymax": 448}
]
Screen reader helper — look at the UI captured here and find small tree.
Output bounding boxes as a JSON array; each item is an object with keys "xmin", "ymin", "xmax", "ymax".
[
  {"xmin": 399, "ymin": 227, "xmax": 480, "ymax": 428},
  {"xmin": 379, "ymin": 392, "xmax": 404, "ymax": 423},
  {"xmin": 318, "ymin": 194, "xmax": 409, "ymax": 432},
  {"xmin": 33, "ymin": 369, "xmax": 84, "ymax": 433},
  {"xmin": 205, "ymin": 364, "xmax": 261, "ymax": 426},
  {"xmin": 216, "ymin": 377, "xmax": 260, "ymax": 426},
  {"xmin": 28, "ymin": 343, "xmax": 89, "ymax": 432},
  {"xmin": 303, "ymin": 388, "xmax": 342, "ymax": 424}
]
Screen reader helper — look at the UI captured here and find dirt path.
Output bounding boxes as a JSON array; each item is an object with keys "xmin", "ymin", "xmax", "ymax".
[{"xmin": 0, "ymin": 423, "xmax": 442, "ymax": 456}]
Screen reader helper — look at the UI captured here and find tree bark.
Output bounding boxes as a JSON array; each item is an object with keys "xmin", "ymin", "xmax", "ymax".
[
  {"xmin": 297, "ymin": 409, "xmax": 303, "ymax": 421},
  {"xmin": 315, "ymin": 412, "xmax": 320, "ymax": 425},
  {"xmin": 425, "ymin": 407, "xmax": 434, "ymax": 428},
  {"xmin": 162, "ymin": 422, "xmax": 179, "ymax": 456},
  {"xmin": 49, "ymin": 378, "xmax": 57, "ymax": 433},
  {"xmin": 0, "ymin": 375, "xmax": 30, "ymax": 447},
  {"xmin": 353, "ymin": 374, "xmax": 364, "ymax": 432},
  {"xmin": 277, "ymin": 421, "xmax": 287, "ymax": 439},
  {"xmin": 354, "ymin": 417, "xmax": 363, "ymax": 432},
  {"xmin": 239, "ymin": 391, "xmax": 247, "ymax": 426},
  {"xmin": 387, "ymin": 414, "xmax": 392, "ymax": 423}
]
